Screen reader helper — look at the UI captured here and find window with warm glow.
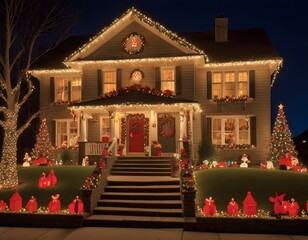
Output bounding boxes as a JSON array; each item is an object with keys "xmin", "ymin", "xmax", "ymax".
[
  {"xmin": 100, "ymin": 116, "xmax": 110, "ymax": 137},
  {"xmin": 212, "ymin": 73, "xmax": 222, "ymax": 98},
  {"xmin": 103, "ymin": 70, "xmax": 116, "ymax": 93},
  {"xmin": 161, "ymin": 67, "xmax": 175, "ymax": 92},
  {"xmin": 56, "ymin": 120, "xmax": 78, "ymax": 147},
  {"xmin": 212, "ymin": 71, "xmax": 249, "ymax": 98},
  {"xmin": 212, "ymin": 116, "xmax": 250, "ymax": 145},
  {"xmin": 55, "ymin": 77, "xmax": 81, "ymax": 102}
]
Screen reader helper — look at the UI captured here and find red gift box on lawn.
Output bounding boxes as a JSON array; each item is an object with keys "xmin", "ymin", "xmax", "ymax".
[
  {"xmin": 243, "ymin": 191, "xmax": 257, "ymax": 216},
  {"xmin": 27, "ymin": 196, "xmax": 38, "ymax": 213},
  {"xmin": 10, "ymin": 191, "xmax": 22, "ymax": 211}
]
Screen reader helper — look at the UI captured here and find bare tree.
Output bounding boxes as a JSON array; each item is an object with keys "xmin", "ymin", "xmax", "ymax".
[{"xmin": 0, "ymin": 0, "xmax": 73, "ymax": 189}]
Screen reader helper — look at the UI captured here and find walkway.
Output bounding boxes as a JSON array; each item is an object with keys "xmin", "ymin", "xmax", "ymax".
[{"xmin": 0, "ymin": 227, "xmax": 307, "ymax": 240}]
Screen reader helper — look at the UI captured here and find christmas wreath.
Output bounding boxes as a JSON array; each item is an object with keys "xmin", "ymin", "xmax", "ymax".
[{"xmin": 159, "ymin": 116, "xmax": 175, "ymax": 138}]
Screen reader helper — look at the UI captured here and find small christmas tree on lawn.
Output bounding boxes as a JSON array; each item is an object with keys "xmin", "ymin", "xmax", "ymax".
[
  {"xmin": 31, "ymin": 118, "xmax": 55, "ymax": 163},
  {"xmin": 268, "ymin": 104, "xmax": 298, "ymax": 163}
]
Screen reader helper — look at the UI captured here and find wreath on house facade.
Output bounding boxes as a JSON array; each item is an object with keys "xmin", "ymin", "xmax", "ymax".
[{"xmin": 158, "ymin": 115, "xmax": 175, "ymax": 138}]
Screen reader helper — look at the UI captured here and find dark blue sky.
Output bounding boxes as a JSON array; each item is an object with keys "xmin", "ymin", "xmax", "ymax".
[{"xmin": 70, "ymin": 0, "xmax": 308, "ymax": 137}]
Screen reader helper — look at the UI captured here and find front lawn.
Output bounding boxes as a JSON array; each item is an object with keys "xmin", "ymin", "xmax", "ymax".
[
  {"xmin": 194, "ymin": 168, "xmax": 308, "ymax": 213},
  {"xmin": 0, "ymin": 166, "xmax": 95, "ymax": 210}
]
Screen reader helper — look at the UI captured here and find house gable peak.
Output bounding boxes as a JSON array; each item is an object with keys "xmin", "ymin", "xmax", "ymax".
[{"xmin": 65, "ymin": 7, "xmax": 207, "ymax": 62}]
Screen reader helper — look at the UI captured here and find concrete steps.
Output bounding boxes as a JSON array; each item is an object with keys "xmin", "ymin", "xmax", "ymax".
[{"xmin": 83, "ymin": 156, "xmax": 183, "ymax": 228}]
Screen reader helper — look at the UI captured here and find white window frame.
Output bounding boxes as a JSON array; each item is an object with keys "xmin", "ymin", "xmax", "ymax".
[
  {"xmin": 161, "ymin": 66, "xmax": 175, "ymax": 92},
  {"xmin": 211, "ymin": 116, "xmax": 250, "ymax": 145},
  {"xmin": 55, "ymin": 119, "xmax": 79, "ymax": 147},
  {"xmin": 102, "ymin": 68, "xmax": 117, "ymax": 94},
  {"xmin": 54, "ymin": 77, "xmax": 82, "ymax": 102},
  {"xmin": 212, "ymin": 71, "xmax": 249, "ymax": 98},
  {"xmin": 99, "ymin": 115, "xmax": 111, "ymax": 139}
]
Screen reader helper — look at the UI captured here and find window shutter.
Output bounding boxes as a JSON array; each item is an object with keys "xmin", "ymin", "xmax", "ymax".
[
  {"xmin": 175, "ymin": 66, "xmax": 182, "ymax": 95},
  {"xmin": 97, "ymin": 69, "xmax": 102, "ymax": 96},
  {"xmin": 206, "ymin": 117, "xmax": 212, "ymax": 142},
  {"xmin": 249, "ymin": 70, "xmax": 255, "ymax": 98},
  {"xmin": 155, "ymin": 67, "xmax": 161, "ymax": 90},
  {"xmin": 116, "ymin": 69, "xmax": 122, "ymax": 89},
  {"xmin": 68, "ymin": 81, "xmax": 71, "ymax": 101},
  {"xmin": 250, "ymin": 116, "xmax": 257, "ymax": 146},
  {"xmin": 207, "ymin": 71, "xmax": 212, "ymax": 99},
  {"xmin": 50, "ymin": 77, "xmax": 55, "ymax": 102}
]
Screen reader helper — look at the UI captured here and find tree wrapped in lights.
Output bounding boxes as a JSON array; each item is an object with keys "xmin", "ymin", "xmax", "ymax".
[
  {"xmin": 268, "ymin": 104, "xmax": 298, "ymax": 163},
  {"xmin": 31, "ymin": 119, "xmax": 55, "ymax": 163},
  {"xmin": 0, "ymin": 0, "xmax": 71, "ymax": 189}
]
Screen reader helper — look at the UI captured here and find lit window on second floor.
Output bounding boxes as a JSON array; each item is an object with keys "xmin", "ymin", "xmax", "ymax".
[
  {"xmin": 102, "ymin": 70, "xmax": 117, "ymax": 94},
  {"xmin": 161, "ymin": 67, "xmax": 175, "ymax": 92},
  {"xmin": 55, "ymin": 77, "xmax": 81, "ymax": 102}
]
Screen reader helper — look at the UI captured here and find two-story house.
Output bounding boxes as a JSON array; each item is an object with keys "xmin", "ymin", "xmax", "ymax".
[{"xmin": 30, "ymin": 7, "xmax": 282, "ymax": 164}]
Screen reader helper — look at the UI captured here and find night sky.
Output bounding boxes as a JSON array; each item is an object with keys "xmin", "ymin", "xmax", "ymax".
[{"xmin": 70, "ymin": 0, "xmax": 308, "ymax": 137}]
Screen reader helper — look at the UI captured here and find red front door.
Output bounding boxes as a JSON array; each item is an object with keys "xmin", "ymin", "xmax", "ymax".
[{"xmin": 128, "ymin": 118, "xmax": 144, "ymax": 152}]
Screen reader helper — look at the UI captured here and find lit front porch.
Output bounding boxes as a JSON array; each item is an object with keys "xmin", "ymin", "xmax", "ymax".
[{"xmin": 69, "ymin": 86, "xmax": 202, "ymax": 161}]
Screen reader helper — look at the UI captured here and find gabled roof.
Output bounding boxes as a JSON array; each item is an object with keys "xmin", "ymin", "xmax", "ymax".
[
  {"xmin": 30, "ymin": 8, "xmax": 282, "ymax": 70},
  {"xmin": 180, "ymin": 28, "xmax": 281, "ymax": 63},
  {"xmin": 65, "ymin": 7, "xmax": 205, "ymax": 62}
]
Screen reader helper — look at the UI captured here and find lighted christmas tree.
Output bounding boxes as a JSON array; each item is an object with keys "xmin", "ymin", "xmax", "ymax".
[
  {"xmin": 31, "ymin": 118, "xmax": 55, "ymax": 163},
  {"xmin": 268, "ymin": 104, "xmax": 298, "ymax": 163}
]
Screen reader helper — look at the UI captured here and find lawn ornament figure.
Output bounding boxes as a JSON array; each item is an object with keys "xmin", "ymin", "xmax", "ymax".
[
  {"xmin": 288, "ymin": 198, "xmax": 299, "ymax": 217},
  {"xmin": 38, "ymin": 173, "xmax": 49, "ymax": 188},
  {"xmin": 27, "ymin": 196, "xmax": 38, "ymax": 213},
  {"xmin": 227, "ymin": 197, "xmax": 239, "ymax": 216},
  {"xmin": 240, "ymin": 154, "xmax": 250, "ymax": 168},
  {"xmin": 243, "ymin": 191, "xmax": 257, "ymax": 215},
  {"xmin": 10, "ymin": 191, "xmax": 22, "ymax": 211},
  {"xmin": 269, "ymin": 193, "xmax": 289, "ymax": 216},
  {"xmin": 203, "ymin": 196, "xmax": 216, "ymax": 216},
  {"xmin": 68, "ymin": 196, "xmax": 84, "ymax": 214},
  {"xmin": 47, "ymin": 169, "xmax": 57, "ymax": 187},
  {"xmin": 48, "ymin": 194, "xmax": 61, "ymax": 213},
  {"xmin": 0, "ymin": 200, "xmax": 7, "ymax": 211}
]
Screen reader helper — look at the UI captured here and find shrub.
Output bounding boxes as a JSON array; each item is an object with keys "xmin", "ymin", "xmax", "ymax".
[{"xmin": 197, "ymin": 140, "xmax": 217, "ymax": 166}]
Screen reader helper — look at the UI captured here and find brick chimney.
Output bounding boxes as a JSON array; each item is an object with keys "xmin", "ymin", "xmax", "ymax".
[{"xmin": 215, "ymin": 15, "xmax": 228, "ymax": 42}]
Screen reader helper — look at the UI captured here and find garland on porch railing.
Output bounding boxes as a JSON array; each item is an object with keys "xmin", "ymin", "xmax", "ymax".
[
  {"xmin": 214, "ymin": 144, "xmax": 254, "ymax": 150},
  {"xmin": 100, "ymin": 84, "xmax": 174, "ymax": 99}
]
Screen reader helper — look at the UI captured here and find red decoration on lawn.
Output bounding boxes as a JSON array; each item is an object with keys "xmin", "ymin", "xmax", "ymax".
[
  {"xmin": 10, "ymin": 191, "xmax": 22, "ymax": 211},
  {"xmin": 27, "ymin": 196, "xmax": 38, "ymax": 213},
  {"xmin": 215, "ymin": 161, "xmax": 228, "ymax": 168},
  {"xmin": 269, "ymin": 193, "xmax": 289, "ymax": 215},
  {"xmin": 243, "ymin": 192, "xmax": 257, "ymax": 216},
  {"xmin": 48, "ymin": 194, "xmax": 61, "ymax": 213},
  {"xmin": 227, "ymin": 198, "xmax": 239, "ymax": 216},
  {"xmin": 47, "ymin": 169, "xmax": 57, "ymax": 187},
  {"xmin": 38, "ymin": 173, "xmax": 49, "ymax": 188},
  {"xmin": 0, "ymin": 200, "xmax": 7, "ymax": 211},
  {"xmin": 68, "ymin": 196, "xmax": 84, "ymax": 214},
  {"xmin": 288, "ymin": 198, "xmax": 299, "ymax": 217},
  {"xmin": 33, "ymin": 157, "xmax": 48, "ymax": 166},
  {"xmin": 306, "ymin": 200, "xmax": 308, "ymax": 212},
  {"xmin": 203, "ymin": 196, "xmax": 216, "ymax": 216}
]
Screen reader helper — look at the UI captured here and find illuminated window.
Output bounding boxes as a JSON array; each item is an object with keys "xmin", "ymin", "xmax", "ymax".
[
  {"xmin": 212, "ymin": 71, "xmax": 249, "ymax": 98},
  {"xmin": 56, "ymin": 120, "xmax": 78, "ymax": 147},
  {"xmin": 100, "ymin": 116, "xmax": 110, "ymax": 137},
  {"xmin": 212, "ymin": 116, "xmax": 250, "ymax": 145},
  {"xmin": 55, "ymin": 77, "xmax": 81, "ymax": 102},
  {"xmin": 161, "ymin": 67, "xmax": 175, "ymax": 92},
  {"xmin": 103, "ymin": 70, "xmax": 116, "ymax": 93}
]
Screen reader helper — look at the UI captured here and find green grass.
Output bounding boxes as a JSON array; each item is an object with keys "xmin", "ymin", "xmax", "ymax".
[
  {"xmin": 0, "ymin": 166, "xmax": 95, "ymax": 209},
  {"xmin": 194, "ymin": 168, "xmax": 308, "ymax": 212}
]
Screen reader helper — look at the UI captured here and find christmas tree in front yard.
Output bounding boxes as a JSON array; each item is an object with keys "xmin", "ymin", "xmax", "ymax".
[
  {"xmin": 31, "ymin": 118, "xmax": 55, "ymax": 163},
  {"xmin": 268, "ymin": 104, "xmax": 298, "ymax": 163}
]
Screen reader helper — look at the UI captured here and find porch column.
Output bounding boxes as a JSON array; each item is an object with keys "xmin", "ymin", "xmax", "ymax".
[
  {"xmin": 180, "ymin": 109, "xmax": 188, "ymax": 150},
  {"xmin": 109, "ymin": 111, "xmax": 115, "ymax": 140},
  {"xmin": 80, "ymin": 111, "xmax": 87, "ymax": 142}
]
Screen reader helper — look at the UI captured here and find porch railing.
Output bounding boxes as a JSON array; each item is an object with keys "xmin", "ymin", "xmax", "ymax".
[{"xmin": 85, "ymin": 142, "xmax": 105, "ymax": 155}]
